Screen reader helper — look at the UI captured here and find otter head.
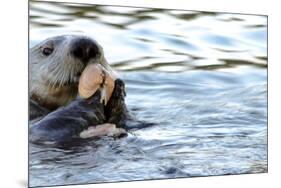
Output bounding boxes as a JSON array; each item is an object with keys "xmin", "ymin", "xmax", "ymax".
[{"xmin": 29, "ymin": 35, "xmax": 116, "ymax": 111}]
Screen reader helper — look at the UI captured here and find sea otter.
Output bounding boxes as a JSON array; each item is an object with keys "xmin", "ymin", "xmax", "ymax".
[
  {"xmin": 29, "ymin": 35, "xmax": 153, "ymax": 144},
  {"xmin": 29, "ymin": 35, "xmax": 118, "ymax": 120},
  {"xmin": 29, "ymin": 35, "xmax": 131, "ymax": 143}
]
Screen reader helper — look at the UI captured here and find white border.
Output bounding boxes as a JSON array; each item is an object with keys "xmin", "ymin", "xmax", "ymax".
[{"xmin": 1, "ymin": 0, "xmax": 280, "ymax": 188}]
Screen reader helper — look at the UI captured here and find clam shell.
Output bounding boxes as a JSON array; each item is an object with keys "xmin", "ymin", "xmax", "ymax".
[
  {"xmin": 78, "ymin": 63, "xmax": 115, "ymax": 104},
  {"xmin": 78, "ymin": 63, "xmax": 104, "ymax": 99},
  {"xmin": 79, "ymin": 123, "xmax": 127, "ymax": 138},
  {"xmin": 101, "ymin": 69, "xmax": 115, "ymax": 105}
]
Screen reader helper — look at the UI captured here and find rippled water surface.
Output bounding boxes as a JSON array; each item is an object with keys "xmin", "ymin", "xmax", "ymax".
[{"xmin": 29, "ymin": 1, "xmax": 267, "ymax": 187}]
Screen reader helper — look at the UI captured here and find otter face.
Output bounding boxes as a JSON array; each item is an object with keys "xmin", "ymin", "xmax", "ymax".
[{"xmin": 29, "ymin": 35, "xmax": 116, "ymax": 110}]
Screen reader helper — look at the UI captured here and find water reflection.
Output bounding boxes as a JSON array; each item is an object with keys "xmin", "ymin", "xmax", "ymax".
[{"xmin": 29, "ymin": 1, "xmax": 267, "ymax": 187}]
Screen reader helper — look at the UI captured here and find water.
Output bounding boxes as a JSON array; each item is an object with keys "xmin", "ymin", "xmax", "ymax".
[{"xmin": 29, "ymin": 1, "xmax": 267, "ymax": 187}]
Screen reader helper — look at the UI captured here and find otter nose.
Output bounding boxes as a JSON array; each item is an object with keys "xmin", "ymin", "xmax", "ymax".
[{"xmin": 70, "ymin": 38, "xmax": 100, "ymax": 64}]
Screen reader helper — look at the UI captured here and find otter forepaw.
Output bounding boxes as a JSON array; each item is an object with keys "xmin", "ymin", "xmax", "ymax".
[{"xmin": 113, "ymin": 79, "xmax": 126, "ymax": 97}]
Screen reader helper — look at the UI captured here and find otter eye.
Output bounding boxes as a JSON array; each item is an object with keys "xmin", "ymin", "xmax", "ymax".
[{"xmin": 42, "ymin": 47, "xmax": 53, "ymax": 56}]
